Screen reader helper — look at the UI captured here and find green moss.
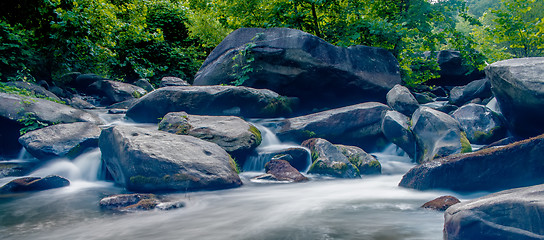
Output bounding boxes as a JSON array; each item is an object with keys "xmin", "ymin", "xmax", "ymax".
[
  {"xmin": 460, "ymin": 131, "xmax": 472, "ymax": 153},
  {"xmin": 302, "ymin": 130, "xmax": 317, "ymax": 139},
  {"xmin": 131, "ymin": 90, "xmax": 145, "ymax": 98},
  {"xmin": 248, "ymin": 124, "xmax": 262, "ymax": 146},
  {"xmin": 0, "ymin": 82, "xmax": 65, "ymax": 104},
  {"xmin": 229, "ymin": 155, "xmax": 241, "ymax": 174},
  {"xmin": 367, "ymin": 160, "xmax": 381, "ymax": 168},
  {"xmin": 262, "ymin": 96, "xmax": 293, "ymax": 116},
  {"xmin": 473, "ymin": 126, "xmax": 503, "ymax": 144},
  {"xmin": 311, "ymin": 151, "xmax": 320, "ymax": 162}
]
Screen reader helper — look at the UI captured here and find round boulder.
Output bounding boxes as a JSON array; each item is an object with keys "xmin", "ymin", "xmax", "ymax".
[
  {"xmin": 302, "ymin": 138, "xmax": 360, "ymax": 178},
  {"xmin": 451, "ymin": 104, "xmax": 506, "ymax": 145},
  {"xmin": 386, "ymin": 84, "xmax": 419, "ymax": 116}
]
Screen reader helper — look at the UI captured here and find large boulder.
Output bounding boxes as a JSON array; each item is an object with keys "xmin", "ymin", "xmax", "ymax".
[
  {"xmin": 451, "ymin": 104, "xmax": 506, "ymax": 145},
  {"xmin": 158, "ymin": 112, "xmax": 262, "ymax": 159},
  {"xmin": 99, "ymin": 125, "xmax": 242, "ymax": 192},
  {"xmin": 386, "ymin": 84, "xmax": 419, "ymax": 116},
  {"xmin": 335, "ymin": 144, "xmax": 381, "ymax": 175},
  {"xmin": 449, "ymin": 78, "xmax": 492, "ymax": 106},
  {"xmin": 276, "ymin": 102, "xmax": 389, "ymax": 149},
  {"xmin": 487, "ymin": 57, "xmax": 544, "ymax": 138},
  {"xmin": 88, "ymin": 80, "xmax": 147, "ymax": 104},
  {"xmin": 302, "ymin": 138, "xmax": 360, "ymax": 178},
  {"xmin": 426, "ymin": 50, "xmax": 485, "ymax": 86},
  {"xmin": 193, "ymin": 28, "xmax": 401, "ymax": 109},
  {"xmin": 399, "ymin": 134, "xmax": 544, "ymax": 192},
  {"xmin": 5, "ymin": 81, "xmax": 61, "ymax": 102},
  {"xmin": 18, "ymin": 122, "xmax": 101, "ymax": 161},
  {"xmin": 126, "ymin": 86, "xmax": 298, "ymax": 123},
  {"xmin": 444, "ymin": 184, "xmax": 544, "ymax": 240},
  {"xmin": 381, "ymin": 110, "xmax": 416, "ymax": 159},
  {"xmin": 411, "ymin": 106, "xmax": 471, "ymax": 163},
  {"xmin": 0, "ymin": 175, "xmax": 70, "ymax": 194}
]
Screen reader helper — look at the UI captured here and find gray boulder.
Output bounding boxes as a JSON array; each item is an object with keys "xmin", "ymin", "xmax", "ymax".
[
  {"xmin": 276, "ymin": 102, "xmax": 389, "ymax": 149},
  {"xmin": 449, "ymin": 78, "xmax": 492, "ymax": 106},
  {"xmin": 412, "ymin": 107, "xmax": 471, "ymax": 163},
  {"xmin": 133, "ymin": 79, "xmax": 155, "ymax": 92},
  {"xmin": 18, "ymin": 122, "xmax": 101, "ymax": 161},
  {"xmin": 159, "ymin": 76, "xmax": 190, "ymax": 87},
  {"xmin": 126, "ymin": 86, "xmax": 298, "ymax": 123},
  {"xmin": 261, "ymin": 159, "xmax": 308, "ymax": 183},
  {"xmin": 335, "ymin": 144, "xmax": 381, "ymax": 175},
  {"xmin": 88, "ymin": 80, "xmax": 147, "ymax": 104},
  {"xmin": 451, "ymin": 104, "xmax": 506, "ymax": 145},
  {"xmin": 399, "ymin": 134, "xmax": 544, "ymax": 192},
  {"xmin": 5, "ymin": 81, "xmax": 61, "ymax": 101},
  {"xmin": 193, "ymin": 28, "xmax": 400, "ymax": 109},
  {"xmin": 381, "ymin": 110, "xmax": 416, "ymax": 159},
  {"xmin": 158, "ymin": 112, "xmax": 262, "ymax": 159},
  {"xmin": 444, "ymin": 184, "xmax": 544, "ymax": 240},
  {"xmin": 386, "ymin": 84, "xmax": 419, "ymax": 116},
  {"xmin": 487, "ymin": 57, "xmax": 544, "ymax": 138},
  {"xmin": 99, "ymin": 125, "xmax": 242, "ymax": 192},
  {"xmin": 421, "ymin": 101, "xmax": 458, "ymax": 114},
  {"xmin": 302, "ymin": 138, "xmax": 360, "ymax": 178},
  {"xmin": 0, "ymin": 175, "xmax": 70, "ymax": 194},
  {"xmin": 72, "ymin": 73, "xmax": 104, "ymax": 91}
]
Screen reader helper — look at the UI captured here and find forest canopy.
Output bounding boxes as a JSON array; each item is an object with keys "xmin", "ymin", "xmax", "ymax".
[{"xmin": 0, "ymin": 0, "xmax": 542, "ymax": 86}]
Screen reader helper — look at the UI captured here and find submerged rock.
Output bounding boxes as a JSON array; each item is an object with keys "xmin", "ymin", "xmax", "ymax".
[
  {"xmin": 99, "ymin": 193, "xmax": 186, "ymax": 211},
  {"xmin": 193, "ymin": 28, "xmax": 401, "ymax": 110},
  {"xmin": 302, "ymin": 138, "xmax": 360, "ymax": 178},
  {"xmin": 0, "ymin": 175, "xmax": 70, "ymax": 194},
  {"xmin": 421, "ymin": 195, "xmax": 460, "ymax": 211},
  {"xmin": 444, "ymin": 184, "xmax": 544, "ymax": 240},
  {"xmin": 99, "ymin": 125, "xmax": 242, "ymax": 192}
]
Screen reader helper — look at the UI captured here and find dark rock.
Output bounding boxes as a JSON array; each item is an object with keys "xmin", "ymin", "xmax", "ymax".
[
  {"xmin": 262, "ymin": 159, "xmax": 308, "ymax": 182},
  {"xmin": 69, "ymin": 96, "xmax": 96, "ymax": 109},
  {"xmin": 0, "ymin": 116, "xmax": 23, "ymax": 158},
  {"xmin": 159, "ymin": 76, "xmax": 190, "ymax": 87},
  {"xmin": 106, "ymin": 99, "xmax": 138, "ymax": 110},
  {"xmin": 451, "ymin": 104, "xmax": 506, "ymax": 145},
  {"xmin": 0, "ymin": 175, "xmax": 70, "ymax": 194},
  {"xmin": 5, "ymin": 81, "xmax": 61, "ymax": 101},
  {"xmin": 193, "ymin": 28, "xmax": 400, "ymax": 110},
  {"xmin": 36, "ymin": 80, "xmax": 49, "ymax": 89},
  {"xmin": 381, "ymin": 110, "xmax": 416, "ymax": 159},
  {"xmin": 133, "ymin": 79, "xmax": 155, "ymax": 92},
  {"xmin": 335, "ymin": 144, "xmax": 381, "ymax": 175},
  {"xmin": 302, "ymin": 138, "xmax": 360, "ymax": 178},
  {"xmin": 399, "ymin": 134, "xmax": 544, "ymax": 192},
  {"xmin": 158, "ymin": 112, "xmax": 262, "ymax": 159},
  {"xmin": 444, "ymin": 184, "xmax": 544, "ymax": 240},
  {"xmin": 88, "ymin": 80, "xmax": 147, "ymax": 104},
  {"xmin": 386, "ymin": 84, "xmax": 419, "ymax": 116},
  {"xmin": 427, "ymin": 50, "xmax": 485, "ymax": 86},
  {"xmin": 72, "ymin": 73, "xmax": 104, "ymax": 91},
  {"xmin": 276, "ymin": 102, "xmax": 389, "ymax": 150},
  {"xmin": 421, "ymin": 195, "xmax": 460, "ymax": 211},
  {"xmin": 421, "ymin": 101, "xmax": 458, "ymax": 114},
  {"xmin": 99, "ymin": 125, "xmax": 242, "ymax": 192},
  {"xmin": 486, "ymin": 57, "xmax": 544, "ymax": 138},
  {"xmin": 99, "ymin": 193, "xmax": 160, "ymax": 211},
  {"xmin": 245, "ymin": 147, "xmax": 311, "ymax": 172},
  {"xmin": 18, "ymin": 122, "xmax": 101, "ymax": 160},
  {"xmin": 411, "ymin": 107, "xmax": 470, "ymax": 163},
  {"xmin": 0, "ymin": 161, "xmax": 37, "ymax": 178},
  {"xmin": 413, "ymin": 92, "xmax": 435, "ymax": 104},
  {"xmin": 449, "ymin": 78, "xmax": 492, "ymax": 106},
  {"xmin": 49, "ymin": 86, "xmax": 72, "ymax": 99},
  {"xmin": 126, "ymin": 86, "xmax": 298, "ymax": 123}
]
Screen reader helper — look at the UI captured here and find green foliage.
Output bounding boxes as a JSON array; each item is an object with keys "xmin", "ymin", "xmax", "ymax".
[
  {"xmin": 0, "ymin": 21, "xmax": 35, "ymax": 82},
  {"xmin": 230, "ymin": 33, "xmax": 263, "ymax": 86},
  {"xmin": 0, "ymin": 82, "xmax": 65, "ymax": 104},
  {"xmin": 17, "ymin": 112, "xmax": 50, "ymax": 135},
  {"xmin": 248, "ymin": 125, "xmax": 262, "ymax": 146}
]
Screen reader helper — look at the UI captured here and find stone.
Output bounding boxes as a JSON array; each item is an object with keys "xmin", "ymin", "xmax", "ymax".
[
  {"xmin": 244, "ymin": 147, "xmax": 311, "ymax": 172},
  {"xmin": 411, "ymin": 107, "xmax": 470, "ymax": 163},
  {"xmin": 262, "ymin": 159, "xmax": 308, "ymax": 182},
  {"xmin": 126, "ymin": 86, "xmax": 298, "ymax": 123},
  {"xmin": 449, "ymin": 78, "xmax": 492, "ymax": 106},
  {"xmin": 99, "ymin": 125, "xmax": 242, "ymax": 192},
  {"xmin": 0, "ymin": 175, "xmax": 70, "ymax": 194},
  {"xmin": 276, "ymin": 102, "xmax": 389, "ymax": 150},
  {"xmin": 451, "ymin": 104, "xmax": 506, "ymax": 145},
  {"xmin": 302, "ymin": 138, "xmax": 360, "ymax": 178},
  {"xmin": 99, "ymin": 193, "xmax": 160, "ymax": 211},
  {"xmin": 426, "ymin": 50, "xmax": 485, "ymax": 86},
  {"xmin": 335, "ymin": 144, "xmax": 381, "ymax": 175},
  {"xmin": 386, "ymin": 84, "xmax": 419, "ymax": 116},
  {"xmin": 72, "ymin": 73, "xmax": 104, "ymax": 91},
  {"xmin": 486, "ymin": 57, "xmax": 544, "ymax": 138},
  {"xmin": 69, "ymin": 96, "xmax": 96, "ymax": 109},
  {"xmin": 158, "ymin": 112, "xmax": 262, "ymax": 159},
  {"xmin": 0, "ymin": 161, "xmax": 37, "ymax": 178},
  {"xmin": 399, "ymin": 134, "xmax": 544, "ymax": 192},
  {"xmin": 133, "ymin": 79, "xmax": 155, "ymax": 92},
  {"xmin": 193, "ymin": 28, "xmax": 401, "ymax": 110},
  {"xmin": 381, "ymin": 110, "xmax": 416, "ymax": 159},
  {"xmin": 421, "ymin": 195, "xmax": 460, "ymax": 211},
  {"xmin": 159, "ymin": 76, "xmax": 190, "ymax": 87},
  {"xmin": 18, "ymin": 122, "xmax": 101, "ymax": 161},
  {"xmin": 5, "ymin": 81, "xmax": 61, "ymax": 101},
  {"xmin": 444, "ymin": 184, "xmax": 544, "ymax": 240},
  {"xmin": 421, "ymin": 101, "xmax": 458, "ymax": 114},
  {"xmin": 88, "ymin": 80, "xmax": 147, "ymax": 104}
]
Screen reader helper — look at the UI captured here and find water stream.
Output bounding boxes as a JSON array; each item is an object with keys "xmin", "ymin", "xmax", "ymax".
[{"xmin": 0, "ymin": 114, "xmax": 483, "ymax": 240}]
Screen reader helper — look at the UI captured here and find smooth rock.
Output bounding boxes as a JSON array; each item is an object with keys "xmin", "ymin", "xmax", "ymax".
[
  {"xmin": 262, "ymin": 159, "xmax": 308, "ymax": 182},
  {"xmin": 5, "ymin": 81, "xmax": 61, "ymax": 101},
  {"xmin": 381, "ymin": 110, "xmax": 416, "ymax": 159},
  {"xmin": 421, "ymin": 195, "xmax": 460, "ymax": 211},
  {"xmin": 88, "ymin": 80, "xmax": 147, "ymax": 104},
  {"xmin": 451, "ymin": 104, "xmax": 506, "ymax": 145},
  {"xmin": 133, "ymin": 79, "xmax": 155, "ymax": 92},
  {"xmin": 386, "ymin": 84, "xmax": 419, "ymax": 116},
  {"xmin": 302, "ymin": 138, "xmax": 360, "ymax": 178},
  {"xmin": 0, "ymin": 175, "xmax": 70, "ymax": 194},
  {"xmin": 449, "ymin": 78, "xmax": 492, "ymax": 106},
  {"xmin": 335, "ymin": 144, "xmax": 381, "ymax": 175},
  {"xmin": 159, "ymin": 76, "xmax": 190, "ymax": 87},
  {"xmin": 99, "ymin": 193, "xmax": 160, "ymax": 211}
]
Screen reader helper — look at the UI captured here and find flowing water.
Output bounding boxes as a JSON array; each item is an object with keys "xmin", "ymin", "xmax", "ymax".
[{"xmin": 0, "ymin": 117, "xmax": 484, "ymax": 240}]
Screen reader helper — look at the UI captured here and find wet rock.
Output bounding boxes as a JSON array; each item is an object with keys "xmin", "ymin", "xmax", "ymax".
[
  {"xmin": 449, "ymin": 78, "xmax": 492, "ymax": 106},
  {"xmin": 158, "ymin": 112, "xmax": 262, "ymax": 160},
  {"xmin": 262, "ymin": 159, "xmax": 308, "ymax": 182},
  {"xmin": 246, "ymin": 147, "xmax": 310, "ymax": 172},
  {"xmin": 451, "ymin": 104, "xmax": 506, "ymax": 145},
  {"xmin": 381, "ymin": 110, "xmax": 416, "ymax": 159},
  {"xmin": 421, "ymin": 101, "xmax": 458, "ymax": 114},
  {"xmin": 421, "ymin": 195, "xmax": 460, "ymax": 211},
  {"xmin": 99, "ymin": 193, "xmax": 184, "ymax": 211},
  {"xmin": 18, "ymin": 122, "xmax": 101, "ymax": 161},
  {"xmin": 0, "ymin": 161, "xmax": 37, "ymax": 178},
  {"xmin": 335, "ymin": 144, "xmax": 381, "ymax": 175},
  {"xmin": 72, "ymin": 73, "xmax": 104, "ymax": 91},
  {"xmin": 99, "ymin": 125, "xmax": 242, "ymax": 192},
  {"xmin": 126, "ymin": 86, "xmax": 298, "ymax": 123},
  {"xmin": 276, "ymin": 102, "xmax": 389, "ymax": 149},
  {"xmin": 399, "ymin": 134, "xmax": 544, "ymax": 192},
  {"xmin": 193, "ymin": 28, "xmax": 400, "ymax": 110},
  {"xmin": 69, "ymin": 96, "xmax": 96, "ymax": 109},
  {"xmin": 133, "ymin": 79, "xmax": 155, "ymax": 92},
  {"xmin": 411, "ymin": 107, "xmax": 470, "ymax": 163},
  {"xmin": 444, "ymin": 184, "xmax": 544, "ymax": 240},
  {"xmin": 386, "ymin": 84, "xmax": 419, "ymax": 116},
  {"xmin": 106, "ymin": 99, "xmax": 138, "ymax": 110},
  {"xmin": 487, "ymin": 57, "xmax": 544, "ymax": 138},
  {"xmin": 0, "ymin": 175, "xmax": 70, "ymax": 194},
  {"xmin": 159, "ymin": 76, "xmax": 190, "ymax": 87},
  {"xmin": 88, "ymin": 80, "xmax": 147, "ymax": 104},
  {"xmin": 302, "ymin": 138, "xmax": 360, "ymax": 178}
]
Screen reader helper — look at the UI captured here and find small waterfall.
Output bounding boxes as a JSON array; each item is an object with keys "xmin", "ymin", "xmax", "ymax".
[{"xmin": 30, "ymin": 149, "xmax": 102, "ymax": 181}]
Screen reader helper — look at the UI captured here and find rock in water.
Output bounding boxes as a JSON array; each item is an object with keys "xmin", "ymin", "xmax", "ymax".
[
  {"xmin": 263, "ymin": 159, "xmax": 308, "ymax": 182},
  {"xmin": 99, "ymin": 125, "xmax": 242, "ymax": 192},
  {"xmin": 335, "ymin": 144, "xmax": 381, "ymax": 175},
  {"xmin": 399, "ymin": 134, "xmax": 544, "ymax": 192},
  {"xmin": 18, "ymin": 122, "xmax": 101, "ymax": 160},
  {"xmin": 486, "ymin": 57, "xmax": 544, "ymax": 138},
  {"xmin": 381, "ymin": 110, "xmax": 416, "ymax": 159},
  {"xmin": 193, "ymin": 28, "xmax": 400, "ymax": 109},
  {"xmin": 302, "ymin": 138, "xmax": 360, "ymax": 178},
  {"xmin": 451, "ymin": 104, "xmax": 506, "ymax": 145},
  {"xmin": 444, "ymin": 184, "xmax": 544, "ymax": 240},
  {"xmin": 0, "ymin": 175, "xmax": 70, "ymax": 194},
  {"xmin": 421, "ymin": 195, "xmax": 460, "ymax": 211},
  {"xmin": 126, "ymin": 86, "xmax": 297, "ymax": 123}
]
